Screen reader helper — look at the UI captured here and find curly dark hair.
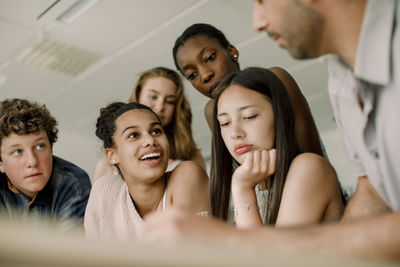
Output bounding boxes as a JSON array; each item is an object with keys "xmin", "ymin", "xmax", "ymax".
[
  {"xmin": 95, "ymin": 101, "xmax": 160, "ymax": 149},
  {"xmin": 0, "ymin": 98, "xmax": 58, "ymax": 160}
]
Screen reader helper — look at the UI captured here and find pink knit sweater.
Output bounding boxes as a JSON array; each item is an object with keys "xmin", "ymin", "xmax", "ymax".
[{"xmin": 84, "ymin": 174, "xmax": 146, "ymax": 241}]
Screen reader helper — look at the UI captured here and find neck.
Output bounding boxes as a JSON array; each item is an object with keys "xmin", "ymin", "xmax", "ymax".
[
  {"xmin": 319, "ymin": 0, "xmax": 367, "ymax": 68},
  {"xmin": 125, "ymin": 174, "xmax": 166, "ymax": 218}
]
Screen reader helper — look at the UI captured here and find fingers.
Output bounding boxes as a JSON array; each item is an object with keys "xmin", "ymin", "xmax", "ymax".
[
  {"xmin": 267, "ymin": 149, "xmax": 276, "ymax": 176},
  {"xmin": 241, "ymin": 149, "xmax": 272, "ymax": 175},
  {"xmin": 242, "ymin": 150, "xmax": 253, "ymax": 170},
  {"xmin": 142, "ymin": 208, "xmax": 183, "ymax": 245},
  {"xmin": 248, "ymin": 149, "xmax": 269, "ymax": 176},
  {"xmin": 232, "ymin": 149, "xmax": 276, "ymax": 189},
  {"xmin": 260, "ymin": 149, "xmax": 268, "ymax": 174}
]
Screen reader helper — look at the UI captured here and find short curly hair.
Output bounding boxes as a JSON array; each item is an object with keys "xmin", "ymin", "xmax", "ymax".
[{"xmin": 0, "ymin": 98, "xmax": 58, "ymax": 160}]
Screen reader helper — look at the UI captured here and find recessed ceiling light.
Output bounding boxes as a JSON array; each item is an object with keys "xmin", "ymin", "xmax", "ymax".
[{"xmin": 57, "ymin": 0, "xmax": 99, "ymax": 24}]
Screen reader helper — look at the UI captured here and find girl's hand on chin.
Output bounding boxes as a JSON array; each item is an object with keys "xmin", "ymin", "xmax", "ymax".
[{"xmin": 232, "ymin": 149, "xmax": 276, "ymax": 191}]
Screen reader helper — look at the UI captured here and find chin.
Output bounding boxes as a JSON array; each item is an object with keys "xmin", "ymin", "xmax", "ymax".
[
  {"xmin": 146, "ymin": 169, "xmax": 167, "ymax": 182},
  {"xmin": 233, "ymin": 157, "xmax": 243, "ymax": 166}
]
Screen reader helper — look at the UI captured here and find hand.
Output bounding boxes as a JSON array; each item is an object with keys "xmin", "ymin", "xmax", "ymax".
[
  {"xmin": 143, "ymin": 208, "xmax": 233, "ymax": 247},
  {"xmin": 232, "ymin": 149, "xmax": 276, "ymax": 191}
]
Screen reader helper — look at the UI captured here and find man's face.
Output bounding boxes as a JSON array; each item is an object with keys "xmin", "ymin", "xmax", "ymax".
[
  {"xmin": 252, "ymin": 0, "xmax": 324, "ymax": 59},
  {"xmin": 0, "ymin": 130, "xmax": 53, "ymax": 198}
]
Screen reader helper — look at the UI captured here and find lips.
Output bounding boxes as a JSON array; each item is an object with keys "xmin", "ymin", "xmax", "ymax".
[
  {"xmin": 234, "ymin": 144, "xmax": 252, "ymax": 155},
  {"xmin": 139, "ymin": 150, "xmax": 164, "ymax": 167},
  {"xmin": 140, "ymin": 151, "xmax": 161, "ymax": 161},
  {"xmin": 26, "ymin": 172, "xmax": 42, "ymax": 179}
]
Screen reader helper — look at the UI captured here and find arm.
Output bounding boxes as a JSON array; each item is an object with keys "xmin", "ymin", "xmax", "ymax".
[
  {"xmin": 144, "ymin": 207, "xmax": 400, "ymax": 260},
  {"xmin": 53, "ymin": 164, "xmax": 92, "ymax": 233},
  {"xmin": 244, "ymin": 211, "xmax": 400, "ymax": 259},
  {"xmin": 269, "ymin": 67, "xmax": 323, "ymax": 156},
  {"xmin": 342, "ymin": 176, "xmax": 391, "ymax": 221},
  {"xmin": 276, "ymin": 153, "xmax": 343, "ymax": 226},
  {"xmin": 168, "ymin": 161, "xmax": 208, "ymax": 213},
  {"xmin": 204, "ymin": 99, "xmax": 215, "ymax": 131},
  {"xmin": 231, "ymin": 149, "xmax": 276, "ymax": 228}
]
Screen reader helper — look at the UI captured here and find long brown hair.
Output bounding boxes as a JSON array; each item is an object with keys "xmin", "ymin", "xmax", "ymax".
[
  {"xmin": 210, "ymin": 67, "xmax": 300, "ymax": 224},
  {"xmin": 130, "ymin": 67, "xmax": 197, "ymax": 160}
]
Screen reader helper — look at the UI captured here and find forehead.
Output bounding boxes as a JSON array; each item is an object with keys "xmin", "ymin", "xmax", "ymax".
[
  {"xmin": 218, "ymin": 85, "xmax": 271, "ymax": 110},
  {"xmin": 1, "ymin": 130, "xmax": 48, "ymax": 149},
  {"xmin": 142, "ymin": 77, "xmax": 177, "ymax": 95},
  {"xmin": 115, "ymin": 109, "xmax": 159, "ymax": 130},
  {"xmin": 176, "ymin": 35, "xmax": 225, "ymax": 66}
]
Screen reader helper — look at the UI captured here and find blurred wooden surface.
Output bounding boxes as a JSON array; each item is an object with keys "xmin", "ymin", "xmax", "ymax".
[{"xmin": 0, "ymin": 218, "xmax": 398, "ymax": 267}]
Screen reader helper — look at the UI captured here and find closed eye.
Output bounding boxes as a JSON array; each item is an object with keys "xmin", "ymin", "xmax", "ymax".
[
  {"xmin": 244, "ymin": 114, "xmax": 257, "ymax": 120},
  {"xmin": 219, "ymin": 121, "xmax": 230, "ymax": 127}
]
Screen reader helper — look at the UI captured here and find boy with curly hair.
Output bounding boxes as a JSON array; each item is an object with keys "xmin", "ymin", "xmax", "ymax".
[{"xmin": 0, "ymin": 98, "xmax": 91, "ymax": 231}]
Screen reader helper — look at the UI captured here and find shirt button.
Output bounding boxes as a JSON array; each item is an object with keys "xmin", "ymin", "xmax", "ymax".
[{"xmin": 374, "ymin": 152, "xmax": 379, "ymax": 158}]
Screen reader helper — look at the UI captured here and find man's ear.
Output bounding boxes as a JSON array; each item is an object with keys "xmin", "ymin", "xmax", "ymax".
[
  {"xmin": 105, "ymin": 148, "xmax": 118, "ymax": 165},
  {"xmin": 228, "ymin": 45, "xmax": 239, "ymax": 62}
]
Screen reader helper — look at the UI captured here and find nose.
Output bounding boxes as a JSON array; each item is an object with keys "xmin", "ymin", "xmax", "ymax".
[
  {"xmin": 252, "ymin": 3, "xmax": 269, "ymax": 32},
  {"xmin": 153, "ymin": 99, "xmax": 165, "ymax": 113},
  {"xmin": 26, "ymin": 150, "xmax": 38, "ymax": 168},
  {"xmin": 230, "ymin": 121, "xmax": 245, "ymax": 140},
  {"xmin": 142, "ymin": 132, "xmax": 157, "ymax": 148},
  {"xmin": 200, "ymin": 66, "xmax": 214, "ymax": 84}
]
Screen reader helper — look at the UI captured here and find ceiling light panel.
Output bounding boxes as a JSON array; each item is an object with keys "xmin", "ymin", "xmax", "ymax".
[{"xmin": 15, "ymin": 35, "xmax": 102, "ymax": 77}]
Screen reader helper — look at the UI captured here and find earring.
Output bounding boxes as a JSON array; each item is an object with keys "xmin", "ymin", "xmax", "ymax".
[
  {"xmin": 112, "ymin": 160, "xmax": 117, "ymax": 164},
  {"xmin": 233, "ymin": 54, "xmax": 238, "ymax": 59}
]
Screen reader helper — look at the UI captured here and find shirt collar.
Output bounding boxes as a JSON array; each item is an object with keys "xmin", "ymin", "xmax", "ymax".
[{"xmin": 354, "ymin": 0, "xmax": 396, "ymax": 85}]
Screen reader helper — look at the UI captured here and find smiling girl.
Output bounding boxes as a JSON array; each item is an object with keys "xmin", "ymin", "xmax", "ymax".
[
  {"xmin": 84, "ymin": 102, "xmax": 208, "ymax": 240},
  {"xmin": 211, "ymin": 68, "xmax": 343, "ymax": 228},
  {"xmin": 93, "ymin": 67, "xmax": 205, "ymax": 181}
]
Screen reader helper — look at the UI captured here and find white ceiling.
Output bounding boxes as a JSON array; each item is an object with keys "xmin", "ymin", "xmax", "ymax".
[{"xmin": 0, "ymin": 0, "xmax": 352, "ymax": 187}]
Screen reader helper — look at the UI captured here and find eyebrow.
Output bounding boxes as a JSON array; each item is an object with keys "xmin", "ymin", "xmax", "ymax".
[
  {"xmin": 147, "ymin": 89, "xmax": 176, "ymax": 99},
  {"xmin": 121, "ymin": 121, "xmax": 161, "ymax": 136},
  {"xmin": 5, "ymin": 136, "xmax": 47, "ymax": 149},
  {"xmin": 217, "ymin": 105, "xmax": 257, "ymax": 117},
  {"xmin": 148, "ymin": 89, "xmax": 159, "ymax": 94}
]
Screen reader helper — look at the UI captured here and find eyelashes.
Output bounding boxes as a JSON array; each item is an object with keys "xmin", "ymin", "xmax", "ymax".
[{"xmin": 219, "ymin": 114, "xmax": 258, "ymax": 127}]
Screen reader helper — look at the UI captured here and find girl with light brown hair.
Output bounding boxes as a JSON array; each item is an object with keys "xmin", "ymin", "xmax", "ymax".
[{"xmin": 94, "ymin": 67, "xmax": 205, "ymax": 180}]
